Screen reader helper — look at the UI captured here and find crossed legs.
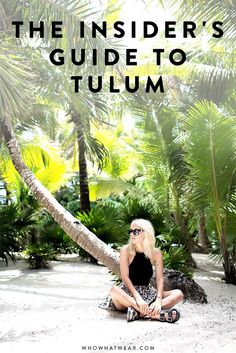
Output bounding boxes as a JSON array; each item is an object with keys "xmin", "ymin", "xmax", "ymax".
[{"xmin": 110, "ymin": 285, "xmax": 184, "ymax": 320}]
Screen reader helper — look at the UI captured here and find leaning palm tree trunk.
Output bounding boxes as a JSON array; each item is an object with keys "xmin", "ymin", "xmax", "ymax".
[
  {"xmin": 0, "ymin": 116, "xmax": 207, "ymax": 303},
  {"xmin": 0, "ymin": 116, "xmax": 118, "ymax": 273}
]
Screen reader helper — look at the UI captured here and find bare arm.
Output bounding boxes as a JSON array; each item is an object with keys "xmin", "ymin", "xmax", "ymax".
[
  {"xmin": 154, "ymin": 249, "xmax": 164, "ymax": 299},
  {"xmin": 148, "ymin": 249, "xmax": 164, "ymax": 314}
]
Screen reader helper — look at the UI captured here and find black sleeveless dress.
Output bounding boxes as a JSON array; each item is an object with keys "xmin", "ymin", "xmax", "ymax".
[
  {"xmin": 129, "ymin": 252, "xmax": 153, "ymax": 285},
  {"xmin": 99, "ymin": 251, "xmax": 157, "ymax": 311}
]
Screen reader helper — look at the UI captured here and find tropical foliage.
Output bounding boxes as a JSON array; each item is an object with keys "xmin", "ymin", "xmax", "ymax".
[
  {"xmin": 24, "ymin": 243, "xmax": 57, "ymax": 269},
  {"xmin": 0, "ymin": 0, "xmax": 235, "ymax": 283},
  {"xmin": 0, "ymin": 203, "xmax": 36, "ymax": 264}
]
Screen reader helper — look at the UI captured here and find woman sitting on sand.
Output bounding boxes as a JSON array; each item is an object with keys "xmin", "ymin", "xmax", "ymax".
[{"xmin": 101, "ymin": 218, "xmax": 183, "ymax": 322}]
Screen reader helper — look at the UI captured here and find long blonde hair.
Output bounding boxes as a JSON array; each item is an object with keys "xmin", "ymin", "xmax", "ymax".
[{"xmin": 128, "ymin": 218, "xmax": 156, "ymax": 259}]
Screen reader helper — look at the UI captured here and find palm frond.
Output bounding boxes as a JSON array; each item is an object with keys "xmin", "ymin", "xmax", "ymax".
[
  {"xmin": 0, "ymin": 50, "xmax": 35, "ymax": 117},
  {"xmin": 0, "ymin": 144, "xmax": 68, "ymax": 195},
  {"xmin": 184, "ymin": 100, "xmax": 236, "ymax": 218},
  {"xmin": 19, "ymin": 0, "xmax": 120, "ymax": 52},
  {"xmin": 185, "ymin": 50, "xmax": 236, "ymax": 104},
  {"xmin": 84, "ymin": 133, "xmax": 108, "ymax": 170},
  {"xmin": 171, "ymin": 0, "xmax": 236, "ymax": 49},
  {"xmin": 89, "ymin": 178, "xmax": 133, "ymax": 201}
]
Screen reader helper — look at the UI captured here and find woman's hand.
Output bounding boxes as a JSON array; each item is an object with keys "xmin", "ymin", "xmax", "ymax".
[
  {"xmin": 148, "ymin": 298, "xmax": 162, "ymax": 316},
  {"xmin": 135, "ymin": 297, "xmax": 149, "ymax": 315}
]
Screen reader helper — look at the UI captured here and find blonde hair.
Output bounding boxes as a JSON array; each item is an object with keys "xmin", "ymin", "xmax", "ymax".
[{"xmin": 128, "ymin": 218, "xmax": 156, "ymax": 259}]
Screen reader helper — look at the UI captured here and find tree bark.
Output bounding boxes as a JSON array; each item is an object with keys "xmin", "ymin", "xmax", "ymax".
[
  {"xmin": 198, "ymin": 210, "xmax": 210, "ymax": 253},
  {"xmin": 70, "ymin": 112, "xmax": 90, "ymax": 212},
  {"xmin": 221, "ymin": 230, "xmax": 236, "ymax": 284},
  {"xmin": 77, "ymin": 123, "xmax": 90, "ymax": 212},
  {"xmin": 173, "ymin": 209, "xmax": 197, "ymax": 268},
  {"xmin": 0, "ymin": 116, "xmax": 208, "ymax": 302}
]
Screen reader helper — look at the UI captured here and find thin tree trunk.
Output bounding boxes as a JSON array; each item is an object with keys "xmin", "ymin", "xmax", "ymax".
[
  {"xmin": 77, "ymin": 125, "xmax": 90, "ymax": 212},
  {"xmin": 221, "ymin": 230, "xmax": 236, "ymax": 284},
  {"xmin": 173, "ymin": 203, "xmax": 197, "ymax": 268},
  {"xmin": 70, "ymin": 112, "xmax": 90, "ymax": 212},
  {"xmin": 198, "ymin": 210, "xmax": 210, "ymax": 253},
  {"xmin": 0, "ymin": 116, "xmax": 208, "ymax": 301}
]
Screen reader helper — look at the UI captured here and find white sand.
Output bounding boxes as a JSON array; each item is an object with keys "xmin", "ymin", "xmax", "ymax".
[{"xmin": 0, "ymin": 253, "xmax": 235, "ymax": 353}]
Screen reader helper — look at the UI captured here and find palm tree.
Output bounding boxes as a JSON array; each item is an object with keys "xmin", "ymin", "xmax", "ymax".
[
  {"xmin": 184, "ymin": 100, "xmax": 236, "ymax": 284},
  {"xmin": 1, "ymin": 0, "xmax": 116, "ymax": 213},
  {"xmin": 0, "ymin": 114, "xmax": 209, "ymax": 301},
  {"xmin": 0, "ymin": 0, "xmax": 209, "ymax": 300},
  {"xmin": 0, "ymin": 0, "xmax": 120, "ymax": 271},
  {"xmin": 88, "ymin": 123, "xmax": 142, "ymax": 200},
  {"xmin": 0, "ymin": 115, "xmax": 120, "ymax": 273},
  {"xmin": 121, "ymin": 90, "xmax": 196, "ymax": 262},
  {"xmin": 64, "ymin": 108, "xmax": 108, "ymax": 212},
  {"xmin": 133, "ymin": 0, "xmax": 236, "ymax": 258},
  {"xmin": 167, "ymin": 0, "xmax": 236, "ymax": 105}
]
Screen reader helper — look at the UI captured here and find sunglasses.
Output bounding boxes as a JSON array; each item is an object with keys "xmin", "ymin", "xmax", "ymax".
[{"xmin": 128, "ymin": 229, "xmax": 143, "ymax": 236}]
